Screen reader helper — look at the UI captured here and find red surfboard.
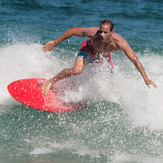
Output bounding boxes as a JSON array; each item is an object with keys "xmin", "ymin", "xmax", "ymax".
[{"xmin": 7, "ymin": 78, "xmax": 78, "ymax": 113}]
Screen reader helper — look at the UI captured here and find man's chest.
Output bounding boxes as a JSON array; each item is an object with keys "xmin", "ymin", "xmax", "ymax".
[{"xmin": 92, "ymin": 41, "xmax": 118, "ymax": 54}]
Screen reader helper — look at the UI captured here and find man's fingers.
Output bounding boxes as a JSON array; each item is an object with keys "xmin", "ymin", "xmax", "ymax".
[
  {"xmin": 42, "ymin": 45, "xmax": 51, "ymax": 52},
  {"xmin": 147, "ymin": 81, "xmax": 157, "ymax": 88},
  {"xmin": 153, "ymin": 82, "xmax": 157, "ymax": 88}
]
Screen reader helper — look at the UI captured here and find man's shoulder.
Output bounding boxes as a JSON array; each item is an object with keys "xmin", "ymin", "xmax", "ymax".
[
  {"xmin": 112, "ymin": 33, "xmax": 130, "ymax": 50},
  {"xmin": 112, "ymin": 32, "xmax": 125, "ymax": 41},
  {"xmin": 83, "ymin": 27, "xmax": 99, "ymax": 37},
  {"xmin": 84, "ymin": 27, "xmax": 99, "ymax": 33}
]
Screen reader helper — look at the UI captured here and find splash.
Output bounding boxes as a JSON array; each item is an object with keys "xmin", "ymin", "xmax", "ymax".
[
  {"xmin": 1, "ymin": 43, "xmax": 163, "ymax": 130},
  {"xmin": 113, "ymin": 54, "xmax": 163, "ymax": 130},
  {"xmin": 60, "ymin": 52, "xmax": 163, "ymax": 130},
  {"xmin": 0, "ymin": 42, "xmax": 60, "ymax": 104}
]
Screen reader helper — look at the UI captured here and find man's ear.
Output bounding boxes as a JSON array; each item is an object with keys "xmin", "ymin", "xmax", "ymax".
[{"xmin": 111, "ymin": 30, "xmax": 114, "ymax": 34}]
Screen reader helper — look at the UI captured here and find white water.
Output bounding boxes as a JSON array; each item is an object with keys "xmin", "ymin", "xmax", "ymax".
[{"xmin": 0, "ymin": 42, "xmax": 163, "ymax": 130}]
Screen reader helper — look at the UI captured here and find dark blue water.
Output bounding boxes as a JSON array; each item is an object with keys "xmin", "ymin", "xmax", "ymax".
[{"xmin": 0, "ymin": 0, "xmax": 163, "ymax": 163}]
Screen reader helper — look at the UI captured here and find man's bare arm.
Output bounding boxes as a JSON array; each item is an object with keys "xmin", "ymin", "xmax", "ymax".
[
  {"xmin": 42, "ymin": 27, "xmax": 99, "ymax": 52},
  {"xmin": 42, "ymin": 27, "xmax": 85, "ymax": 52},
  {"xmin": 117, "ymin": 38, "xmax": 156, "ymax": 88}
]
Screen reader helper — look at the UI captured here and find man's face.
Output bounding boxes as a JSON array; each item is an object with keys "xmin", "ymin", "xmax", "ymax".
[{"xmin": 99, "ymin": 24, "xmax": 113, "ymax": 40}]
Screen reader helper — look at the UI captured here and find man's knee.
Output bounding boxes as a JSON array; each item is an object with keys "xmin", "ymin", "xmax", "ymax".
[
  {"xmin": 72, "ymin": 57, "xmax": 85, "ymax": 75},
  {"xmin": 72, "ymin": 67, "xmax": 83, "ymax": 75}
]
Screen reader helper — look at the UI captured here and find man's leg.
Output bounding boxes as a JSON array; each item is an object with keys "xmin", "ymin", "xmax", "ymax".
[{"xmin": 42, "ymin": 57, "xmax": 86, "ymax": 95}]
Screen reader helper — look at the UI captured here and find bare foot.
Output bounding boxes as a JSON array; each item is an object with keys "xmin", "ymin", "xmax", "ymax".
[{"xmin": 41, "ymin": 81, "xmax": 52, "ymax": 96}]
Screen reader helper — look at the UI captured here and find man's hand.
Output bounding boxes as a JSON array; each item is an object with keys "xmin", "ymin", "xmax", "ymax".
[
  {"xmin": 42, "ymin": 41, "xmax": 57, "ymax": 52},
  {"xmin": 145, "ymin": 79, "xmax": 157, "ymax": 88}
]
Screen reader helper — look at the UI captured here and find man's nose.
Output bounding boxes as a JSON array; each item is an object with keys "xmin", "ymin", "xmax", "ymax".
[{"xmin": 100, "ymin": 32, "xmax": 104, "ymax": 36}]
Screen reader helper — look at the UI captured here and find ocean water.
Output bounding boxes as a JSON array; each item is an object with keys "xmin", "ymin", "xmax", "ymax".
[{"xmin": 0, "ymin": 0, "xmax": 163, "ymax": 163}]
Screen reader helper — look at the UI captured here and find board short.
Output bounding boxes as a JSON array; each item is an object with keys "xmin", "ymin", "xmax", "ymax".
[{"xmin": 76, "ymin": 40, "xmax": 114, "ymax": 71}]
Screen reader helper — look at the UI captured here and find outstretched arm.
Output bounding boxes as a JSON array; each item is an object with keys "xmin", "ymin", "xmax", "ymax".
[
  {"xmin": 117, "ymin": 38, "xmax": 157, "ymax": 88},
  {"xmin": 42, "ymin": 27, "xmax": 99, "ymax": 52}
]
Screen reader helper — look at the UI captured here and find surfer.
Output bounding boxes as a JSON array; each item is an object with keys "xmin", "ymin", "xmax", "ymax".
[{"xmin": 42, "ymin": 19, "xmax": 156, "ymax": 95}]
